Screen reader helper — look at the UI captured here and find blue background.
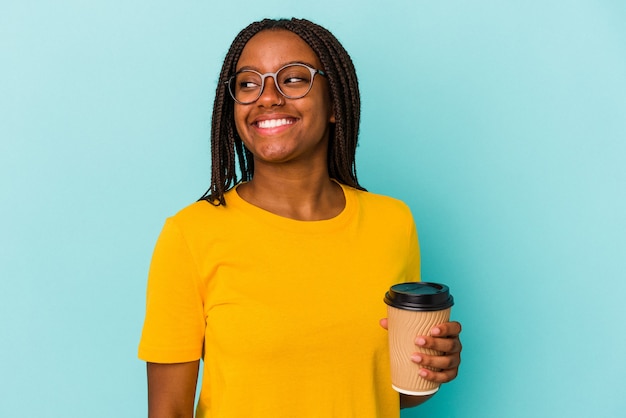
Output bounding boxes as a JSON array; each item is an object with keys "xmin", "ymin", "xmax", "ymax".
[{"xmin": 1, "ymin": 1, "xmax": 625, "ymax": 417}]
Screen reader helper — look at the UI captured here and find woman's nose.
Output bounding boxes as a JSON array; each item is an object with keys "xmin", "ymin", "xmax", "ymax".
[{"xmin": 257, "ymin": 76, "xmax": 283, "ymax": 107}]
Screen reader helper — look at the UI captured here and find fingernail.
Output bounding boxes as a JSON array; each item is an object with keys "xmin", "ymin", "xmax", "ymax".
[
  {"xmin": 431, "ymin": 327, "xmax": 441, "ymax": 336},
  {"xmin": 416, "ymin": 337, "xmax": 426, "ymax": 346},
  {"xmin": 419, "ymin": 369, "xmax": 428, "ymax": 377},
  {"xmin": 411, "ymin": 354, "xmax": 422, "ymax": 363}
]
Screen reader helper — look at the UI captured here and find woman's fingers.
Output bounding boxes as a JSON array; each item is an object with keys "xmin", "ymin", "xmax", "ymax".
[
  {"xmin": 414, "ymin": 363, "xmax": 460, "ymax": 383},
  {"xmin": 379, "ymin": 318, "xmax": 388, "ymax": 330},
  {"xmin": 411, "ymin": 320, "xmax": 463, "ymax": 383},
  {"xmin": 380, "ymin": 318, "xmax": 463, "ymax": 385},
  {"xmin": 430, "ymin": 321, "xmax": 462, "ymax": 338}
]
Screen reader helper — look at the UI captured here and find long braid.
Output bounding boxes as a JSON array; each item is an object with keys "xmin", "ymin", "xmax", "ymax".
[
  {"xmin": 201, "ymin": 23, "xmax": 260, "ymax": 204},
  {"xmin": 200, "ymin": 18, "xmax": 364, "ymax": 205}
]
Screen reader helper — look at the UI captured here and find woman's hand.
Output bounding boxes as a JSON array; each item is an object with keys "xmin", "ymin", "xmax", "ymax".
[{"xmin": 379, "ymin": 319, "xmax": 463, "ymax": 383}]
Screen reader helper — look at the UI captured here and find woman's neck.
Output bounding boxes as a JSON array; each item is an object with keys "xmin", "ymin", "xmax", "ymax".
[{"xmin": 236, "ymin": 167, "xmax": 345, "ymax": 221}]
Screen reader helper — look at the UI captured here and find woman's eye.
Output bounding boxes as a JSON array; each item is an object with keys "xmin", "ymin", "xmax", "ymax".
[
  {"xmin": 281, "ymin": 74, "xmax": 311, "ymax": 87},
  {"xmin": 284, "ymin": 76, "xmax": 306, "ymax": 84},
  {"xmin": 238, "ymin": 80, "xmax": 260, "ymax": 90}
]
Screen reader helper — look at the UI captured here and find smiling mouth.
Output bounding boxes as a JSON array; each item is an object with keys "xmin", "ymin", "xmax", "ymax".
[{"xmin": 255, "ymin": 118, "xmax": 296, "ymax": 129}]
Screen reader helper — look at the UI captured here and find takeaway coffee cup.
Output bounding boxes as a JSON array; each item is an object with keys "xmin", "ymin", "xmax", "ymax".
[{"xmin": 384, "ymin": 282, "xmax": 454, "ymax": 396}]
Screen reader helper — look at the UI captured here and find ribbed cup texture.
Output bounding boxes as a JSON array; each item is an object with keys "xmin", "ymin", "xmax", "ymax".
[{"xmin": 387, "ymin": 306, "xmax": 451, "ymax": 394}]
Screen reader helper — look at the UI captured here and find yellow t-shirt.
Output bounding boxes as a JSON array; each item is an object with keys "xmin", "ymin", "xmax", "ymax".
[{"xmin": 139, "ymin": 183, "xmax": 420, "ymax": 418}]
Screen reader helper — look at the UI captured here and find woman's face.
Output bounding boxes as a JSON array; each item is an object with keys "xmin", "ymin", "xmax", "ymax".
[{"xmin": 233, "ymin": 29, "xmax": 335, "ymax": 167}]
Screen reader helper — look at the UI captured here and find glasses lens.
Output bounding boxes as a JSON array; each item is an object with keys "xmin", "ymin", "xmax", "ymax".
[
  {"xmin": 231, "ymin": 71, "xmax": 263, "ymax": 104},
  {"xmin": 277, "ymin": 64, "xmax": 314, "ymax": 99}
]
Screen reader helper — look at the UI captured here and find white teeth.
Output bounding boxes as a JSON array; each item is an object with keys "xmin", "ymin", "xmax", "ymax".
[{"xmin": 257, "ymin": 118, "xmax": 293, "ymax": 129}]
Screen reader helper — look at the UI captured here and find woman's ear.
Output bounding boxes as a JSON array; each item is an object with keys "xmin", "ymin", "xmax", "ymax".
[{"xmin": 329, "ymin": 105, "xmax": 336, "ymax": 123}]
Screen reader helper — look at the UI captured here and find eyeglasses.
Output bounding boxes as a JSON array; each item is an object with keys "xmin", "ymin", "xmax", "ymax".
[{"xmin": 226, "ymin": 63, "xmax": 327, "ymax": 105}]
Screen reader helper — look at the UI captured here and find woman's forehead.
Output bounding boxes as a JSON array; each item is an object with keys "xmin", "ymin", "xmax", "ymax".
[{"xmin": 236, "ymin": 29, "xmax": 322, "ymax": 72}]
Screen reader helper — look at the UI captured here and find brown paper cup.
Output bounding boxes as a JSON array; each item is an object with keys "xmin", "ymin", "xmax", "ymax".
[
  {"xmin": 387, "ymin": 305, "xmax": 451, "ymax": 395},
  {"xmin": 384, "ymin": 282, "xmax": 454, "ymax": 396}
]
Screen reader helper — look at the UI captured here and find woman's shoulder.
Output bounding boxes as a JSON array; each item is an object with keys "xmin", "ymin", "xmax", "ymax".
[
  {"xmin": 344, "ymin": 185, "xmax": 414, "ymax": 218},
  {"xmin": 166, "ymin": 189, "xmax": 239, "ymax": 231},
  {"xmin": 173, "ymin": 198, "xmax": 225, "ymax": 218}
]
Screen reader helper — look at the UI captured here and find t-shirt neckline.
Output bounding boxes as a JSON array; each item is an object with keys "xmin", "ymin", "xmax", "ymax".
[{"xmin": 225, "ymin": 181, "xmax": 357, "ymax": 234}]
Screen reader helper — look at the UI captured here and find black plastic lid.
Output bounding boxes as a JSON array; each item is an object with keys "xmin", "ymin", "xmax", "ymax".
[{"xmin": 384, "ymin": 282, "xmax": 454, "ymax": 311}]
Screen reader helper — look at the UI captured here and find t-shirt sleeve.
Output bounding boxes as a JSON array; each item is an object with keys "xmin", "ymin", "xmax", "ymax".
[{"xmin": 138, "ymin": 218, "xmax": 205, "ymax": 363}]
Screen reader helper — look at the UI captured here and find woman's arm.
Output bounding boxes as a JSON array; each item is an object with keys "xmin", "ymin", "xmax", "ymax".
[
  {"xmin": 400, "ymin": 394, "xmax": 433, "ymax": 409},
  {"xmin": 147, "ymin": 360, "xmax": 200, "ymax": 418}
]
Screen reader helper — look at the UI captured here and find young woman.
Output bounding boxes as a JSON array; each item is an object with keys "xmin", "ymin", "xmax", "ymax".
[{"xmin": 139, "ymin": 18, "xmax": 462, "ymax": 418}]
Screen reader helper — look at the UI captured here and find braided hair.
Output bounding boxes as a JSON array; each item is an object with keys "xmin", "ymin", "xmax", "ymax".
[{"xmin": 200, "ymin": 18, "xmax": 364, "ymax": 205}]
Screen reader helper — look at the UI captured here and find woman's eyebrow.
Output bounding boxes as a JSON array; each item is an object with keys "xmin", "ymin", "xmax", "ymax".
[{"xmin": 235, "ymin": 60, "xmax": 320, "ymax": 73}]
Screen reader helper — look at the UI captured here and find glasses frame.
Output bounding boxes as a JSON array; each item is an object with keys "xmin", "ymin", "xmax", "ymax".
[{"xmin": 225, "ymin": 63, "xmax": 327, "ymax": 105}]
